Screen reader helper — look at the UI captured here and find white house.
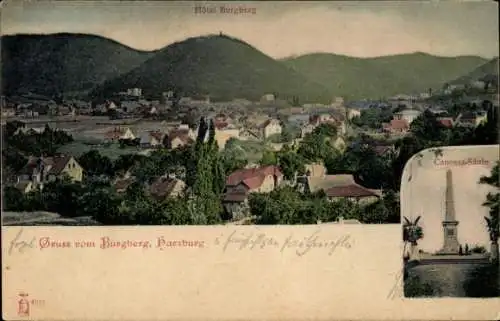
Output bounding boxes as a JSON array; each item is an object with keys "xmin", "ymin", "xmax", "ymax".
[
  {"xmin": 346, "ymin": 108, "xmax": 361, "ymax": 119},
  {"xmin": 393, "ymin": 108, "xmax": 422, "ymax": 125},
  {"xmin": 261, "ymin": 94, "xmax": 275, "ymax": 102},
  {"xmin": 301, "ymin": 123, "xmax": 317, "ymax": 138},
  {"xmin": 261, "ymin": 119, "xmax": 282, "ymax": 138},
  {"xmin": 104, "ymin": 127, "xmax": 136, "ymax": 141},
  {"xmin": 127, "ymin": 88, "xmax": 142, "ymax": 97}
]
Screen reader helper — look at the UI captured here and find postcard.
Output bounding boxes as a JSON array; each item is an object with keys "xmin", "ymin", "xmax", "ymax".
[{"xmin": 1, "ymin": 0, "xmax": 499, "ymax": 320}]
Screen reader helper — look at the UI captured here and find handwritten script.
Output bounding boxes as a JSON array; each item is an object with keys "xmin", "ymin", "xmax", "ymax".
[
  {"xmin": 214, "ymin": 229, "xmax": 352, "ymax": 256},
  {"xmin": 8, "ymin": 229, "xmax": 36, "ymax": 255},
  {"xmin": 6, "ymin": 228, "xmax": 352, "ymax": 257}
]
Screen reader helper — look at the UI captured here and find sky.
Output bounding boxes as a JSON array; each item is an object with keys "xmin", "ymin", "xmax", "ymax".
[
  {"xmin": 1, "ymin": 1, "xmax": 499, "ymax": 59},
  {"xmin": 401, "ymin": 145, "xmax": 499, "ymax": 254}
]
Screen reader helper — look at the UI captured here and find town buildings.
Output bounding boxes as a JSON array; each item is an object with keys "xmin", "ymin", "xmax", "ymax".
[
  {"xmin": 104, "ymin": 127, "xmax": 136, "ymax": 142},
  {"xmin": 223, "ymin": 165, "xmax": 283, "ymax": 220},
  {"xmin": 139, "ymin": 131, "xmax": 164, "ymax": 148},
  {"xmin": 393, "ymin": 108, "xmax": 422, "ymax": 125},
  {"xmin": 16, "ymin": 155, "xmax": 84, "ymax": 192},
  {"xmin": 148, "ymin": 176, "xmax": 186, "ymax": 200},
  {"xmin": 297, "ymin": 173, "xmax": 380, "ymax": 204},
  {"xmin": 260, "ymin": 119, "xmax": 282, "ymax": 139}
]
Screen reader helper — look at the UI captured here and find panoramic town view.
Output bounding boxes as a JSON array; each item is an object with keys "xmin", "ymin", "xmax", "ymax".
[{"xmin": 1, "ymin": 2, "xmax": 498, "ymax": 231}]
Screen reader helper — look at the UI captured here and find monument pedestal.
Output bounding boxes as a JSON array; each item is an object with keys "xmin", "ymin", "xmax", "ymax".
[{"xmin": 437, "ymin": 220, "xmax": 460, "ymax": 255}]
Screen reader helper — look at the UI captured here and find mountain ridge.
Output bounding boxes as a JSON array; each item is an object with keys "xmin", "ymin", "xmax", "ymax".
[
  {"xmin": 1, "ymin": 33, "xmax": 155, "ymax": 97},
  {"xmin": 279, "ymin": 51, "xmax": 489, "ymax": 62},
  {"xmin": 282, "ymin": 52, "xmax": 489, "ymax": 99},
  {"xmin": 90, "ymin": 34, "xmax": 333, "ymax": 103},
  {"xmin": 449, "ymin": 57, "xmax": 499, "ymax": 86},
  {"xmin": 1, "ymin": 32, "xmax": 494, "ymax": 101}
]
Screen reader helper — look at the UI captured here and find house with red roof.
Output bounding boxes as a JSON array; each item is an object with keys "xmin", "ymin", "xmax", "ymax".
[
  {"xmin": 437, "ymin": 117, "xmax": 455, "ymax": 128},
  {"xmin": 298, "ymin": 174, "xmax": 380, "ymax": 204},
  {"xmin": 382, "ymin": 119, "xmax": 410, "ymax": 133},
  {"xmin": 223, "ymin": 165, "xmax": 283, "ymax": 220}
]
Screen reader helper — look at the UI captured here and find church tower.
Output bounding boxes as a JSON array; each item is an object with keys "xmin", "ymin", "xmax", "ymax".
[{"xmin": 438, "ymin": 169, "xmax": 460, "ymax": 254}]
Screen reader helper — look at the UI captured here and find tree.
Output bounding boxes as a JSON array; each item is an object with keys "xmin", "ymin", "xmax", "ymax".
[
  {"xmin": 297, "ymin": 131, "xmax": 337, "ymax": 162},
  {"xmin": 329, "ymin": 198, "xmax": 362, "ymax": 221},
  {"xmin": 208, "ymin": 123, "xmax": 226, "ymax": 195},
  {"xmin": 260, "ymin": 150, "xmax": 278, "ymax": 166},
  {"xmin": 187, "ymin": 119, "xmax": 224, "ymax": 224},
  {"xmin": 351, "ymin": 106, "xmax": 392, "ymax": 129},
  {"xmin": 171, "ymin": 91, "xmax": 181, "ymax": 109},
  {"xmin": 392, "ymin": 135, "xmax": 424, "ymax": 190},
  {"xmin": 312, "ymin": 123, "xmax": 337, "ymax": 138},
  {"xmin": 280, "ymin": 126, "xmax": 294, "ymax": 142},
  {"xmin": 221, "ymin": 141, "xmax": 248, "ymax": 173},
  {"xmin": 472, "ymin": 101, "xmax": 498, "ymax": 145},
  {"xmin": 2, "ymin": 186, "xmax": 26, "ymax": 211},
  {"xmin": 277, "ymin": 150, "xmax": 305, "ymax": 181},
  {"xmin": 5, "ymin": 120, "xmax": 25, "ymax": 137},
  {"xmin": 479, "ymin": 162, "xmax": 499, "ymax": 263},
  {"xmin": 410, "ymin": 110, "xmax": 447, "ymax": 143},
  {"xmin": 42, "ymin": 175, "xmax": 84, "ymax": 217},
  {"xmin": 362, "ymin": 191, "xmax": 400, "ymax": 224},
  {"xmin": 161, "ymin": 197, "xmax": 192, "ymax": 225},
  {"xmin": 403, "ymin": 216, "xmax": 423, "ymax": 260},
  {"xmin": 78, "ymin": 150, "xmax": 114, "ymax": 177},
  {"xmin": 113, "ymin": 154, "xmax": 146, "ymax": 175},
  {"xmin": 2, "ymin": 146, "xmax": 28, "ymax": 172},
  {"xmin": 78, "ymin": 183, "xmax": 123, "ymax": 224}
]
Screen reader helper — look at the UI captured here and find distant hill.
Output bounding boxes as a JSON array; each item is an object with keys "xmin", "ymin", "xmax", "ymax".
[
  {"xmin": 90, "ymin": 34, "xmax": 332, "ymax": 103},
  {"xmin": 282, "ymin": 52, "xmax": 488, "ymax": 100},
  {"xmin": 1, "ymin": 33, "xmax": 155, "ymax": 97},
  {"xmin": 3, "ymin": 33, "xmax": 492, "ymax": 103},
  {"xmin": 450, "ymin": 57, "xmax": 499, "ymax": 86}
]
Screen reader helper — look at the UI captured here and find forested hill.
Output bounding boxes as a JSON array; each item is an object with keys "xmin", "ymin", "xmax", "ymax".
[
  {"xmin": 90, "ymin": 34, "xmax": 332, "ymax": 103},
  {"xmin": 1, "ymin": 33, "xmax": 155, "ymax": 97},
  {"xmin": 3, "ymin": 32, "xmax": 492, "ymax": 102},
  {"xmin": 282, "ymin": 52, "xmax": 488, "ymax": 99},
  {"xmin": 449, "ymin": 57, "xmax": 499, "ymax": 86}
]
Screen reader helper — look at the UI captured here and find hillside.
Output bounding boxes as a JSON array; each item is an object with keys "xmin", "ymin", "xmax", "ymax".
[
  {"xmin": 1, "ymin": 33, "xmax": 155, "ymax": 97},
  {"xmin": 282, "ymin": 53, "xmax": 488, "ymax": 100},
  {"xmin": 450, "ymin": 57, "xmax": 499, "ymax": 86},
  {"xmin": 90, "ymin": 34, "xmax": 332, "ymax": 103}
]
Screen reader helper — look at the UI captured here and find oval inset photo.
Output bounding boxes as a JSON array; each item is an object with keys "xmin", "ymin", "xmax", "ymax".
[{"xmin": 401, "ymin": 144, "xmax": 499, "ymax": 298}]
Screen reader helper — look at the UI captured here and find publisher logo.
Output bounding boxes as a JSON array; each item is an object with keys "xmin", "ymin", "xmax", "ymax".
[{"xmin": 17, "ymin": 293, "xmax": 30, "ymax": 317}]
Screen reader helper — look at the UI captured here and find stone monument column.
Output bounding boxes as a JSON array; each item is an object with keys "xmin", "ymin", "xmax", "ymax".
[{"xmin": 438, "ymin": 169, "xmax": 460, "ymax": 255}]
